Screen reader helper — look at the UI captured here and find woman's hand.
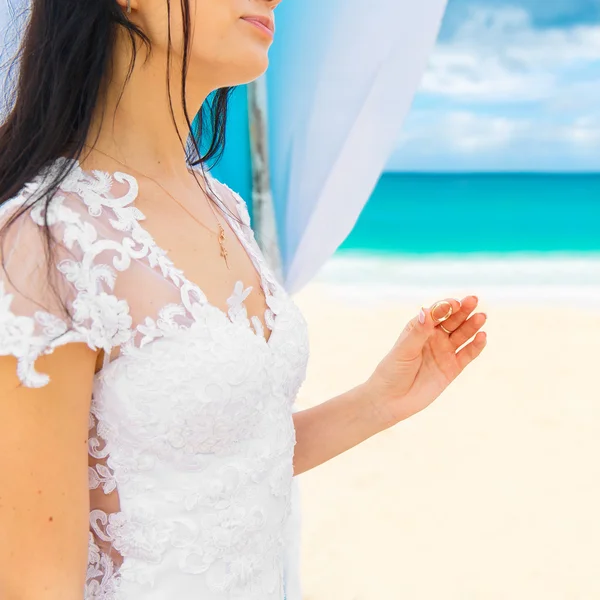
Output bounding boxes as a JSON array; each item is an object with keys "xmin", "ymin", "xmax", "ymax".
[
  {"xmin": 366, "ymin": 296, "xmax": 487, "ymax": 427},
  {"xmin": 292, "ymin": 296, "xmax": 487, "ymax": 475}
]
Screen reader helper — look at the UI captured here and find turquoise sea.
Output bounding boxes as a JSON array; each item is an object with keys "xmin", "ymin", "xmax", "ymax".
[{"xmin": 339, "ymin": 173, "xmax": 600, "ymax": 256}]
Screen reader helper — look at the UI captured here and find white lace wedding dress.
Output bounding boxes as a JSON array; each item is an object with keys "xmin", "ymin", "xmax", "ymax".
[{"xmin": 0, "ymin": 158, "xmax": 309, "ymax": 599}]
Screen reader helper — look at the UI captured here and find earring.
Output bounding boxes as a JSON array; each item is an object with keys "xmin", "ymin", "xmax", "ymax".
[{"xmin": 126, "ymin": 0, "xmax": 132, "ymax": 14}]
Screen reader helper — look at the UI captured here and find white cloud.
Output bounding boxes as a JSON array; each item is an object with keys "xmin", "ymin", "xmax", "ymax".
[
  {"xmin": 400, "ymin": 110, "xmax": 529, "ymax": 153},
  {"xmin": 446, "ymin": 112, "xmax": 526, "ymax": 151},
  {"xmin": 422, "ymin": 52, "xmax": 554, "ymax": 102},
  {"xmin": 560, "ymin": 116, "xmax": 600, "ymax": 146},
  {"xmin": 422, "ymin": 6, "xmax": 600, "ymax": 103},
  {"xmin": 392, "ymin": 109, "xmax": 600, "ymax": 174},
  {"xmin": 401, "ymin": 109, "xmax": 600, "ymax": 153}
]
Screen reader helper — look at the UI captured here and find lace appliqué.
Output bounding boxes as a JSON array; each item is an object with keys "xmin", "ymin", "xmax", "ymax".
[{"xmin": 0, "ymin": 193, "xmax": 134, "ymax": 384}]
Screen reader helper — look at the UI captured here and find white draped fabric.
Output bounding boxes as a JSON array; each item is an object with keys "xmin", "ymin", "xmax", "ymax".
[
  {"xmin": 268, "ymin": 0, "xmax": 448, "ymax": 293},
  {"xmin": 270, "ymin": 5, "xmax": 447, "ymax": 596}
]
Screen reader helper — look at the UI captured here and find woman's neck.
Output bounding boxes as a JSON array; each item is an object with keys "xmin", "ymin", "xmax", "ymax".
[{"xmin": 85, "ymin": 40, "xmax": 212, "ymax": 183}]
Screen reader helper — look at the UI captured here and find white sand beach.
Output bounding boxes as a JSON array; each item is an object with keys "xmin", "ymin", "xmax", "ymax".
[{"xmin": 294, "ymin": 257, "xmax": 600, "ymax": 600}]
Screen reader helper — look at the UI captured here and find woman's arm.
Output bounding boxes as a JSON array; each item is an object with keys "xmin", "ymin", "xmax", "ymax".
[
  {"xmin": 293, "ymin": 296, "xmax": 487, "ymax": 476},
  {"xmin": 0, "ymin": 344, "xmax": 97, "ymax": 600},
  {"xmin": 293, "ymin": 383, "xmax": 384, "ymax": 476}
]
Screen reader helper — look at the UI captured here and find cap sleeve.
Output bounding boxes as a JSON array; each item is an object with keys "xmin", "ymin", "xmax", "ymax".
[{"xmin": 0, "ymin": 183, "xmax": 133, "ymax": 388}]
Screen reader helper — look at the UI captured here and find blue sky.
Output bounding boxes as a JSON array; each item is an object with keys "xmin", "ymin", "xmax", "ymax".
[{"xmin": 387, "ymin": 0, "xmax": 600, "ymax": 172}]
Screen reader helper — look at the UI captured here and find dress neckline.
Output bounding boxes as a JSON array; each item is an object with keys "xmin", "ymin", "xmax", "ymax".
[{"xmin": 62, "ymin": 157, "xmax": 279, "ymax": 347}]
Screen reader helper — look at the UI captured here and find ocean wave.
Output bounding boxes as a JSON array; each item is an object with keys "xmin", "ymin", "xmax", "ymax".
[{"xmin": 313, "ymin": 252, "xmax": 600, "ymax": 305}]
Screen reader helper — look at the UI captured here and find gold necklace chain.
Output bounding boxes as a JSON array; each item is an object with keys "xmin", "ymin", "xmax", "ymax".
[
  {"xmin": 89, "ymin": 148, "xmax": 231, "ymax": 270},
  {"xmin": 143, "ymin": 176, "xmax": 231, "ymax": 271}
]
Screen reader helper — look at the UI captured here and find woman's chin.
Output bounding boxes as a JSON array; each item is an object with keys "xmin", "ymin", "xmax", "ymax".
[{"xmin": 227, "ymin": 54, "xmax": 270, "ymax": 86}]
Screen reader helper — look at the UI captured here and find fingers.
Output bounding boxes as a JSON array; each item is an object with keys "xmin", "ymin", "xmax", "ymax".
[
  {"xmin": 450, "ymin": 312, "xmax": 487, "ymax": 349},
  {"xmin": 429, "ymin": 298, "xmax": 461, "ymax": 325},
  {"xmin": 437, "ymin": 295, "xmax": 478, "ymax": 333},
  {"xmin": 397, "ymin": 295, "xmax": 487, "ymax": 364},
  {"xmin": 456, "ymin": 331, "xmax": 488, "ymax": 371}
]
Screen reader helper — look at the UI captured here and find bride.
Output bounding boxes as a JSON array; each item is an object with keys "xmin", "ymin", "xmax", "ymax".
[{"xmin": 0, "ymin": 1, "xmax": 487, "ymax": 598}]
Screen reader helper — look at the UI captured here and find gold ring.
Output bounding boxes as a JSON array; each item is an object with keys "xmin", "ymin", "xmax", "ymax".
[
  {"xmin": 440, "ymin": 324, "xmax": 452, "ymax": 335},
  {"xmin": 430, "ymin": 300, "xmax": 454, "ymax": 324}
]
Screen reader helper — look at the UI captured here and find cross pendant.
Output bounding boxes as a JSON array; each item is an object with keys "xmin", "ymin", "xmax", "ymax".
[
  {"xmin": 220, "ymin": 245, "xmax": 230, "ymax": 270},
  {"xmin": 218, "ymin": 226, "xmax": 230, "ymax": 270}
]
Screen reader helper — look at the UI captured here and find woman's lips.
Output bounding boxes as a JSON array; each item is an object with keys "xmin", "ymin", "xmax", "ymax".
[{"xmin": 241, "ymin": 16, "xmax": 275, "ymax": 39}]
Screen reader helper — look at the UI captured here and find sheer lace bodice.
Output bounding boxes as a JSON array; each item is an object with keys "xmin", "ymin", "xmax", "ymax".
[{"xmin": 0, "ymin": 158, "xmax": 309, "ymax": 599}]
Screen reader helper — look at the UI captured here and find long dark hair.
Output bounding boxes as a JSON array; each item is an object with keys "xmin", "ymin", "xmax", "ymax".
[{"xmin": 0, "ymin": 0, "xmax": 233, "ymax": 275}]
